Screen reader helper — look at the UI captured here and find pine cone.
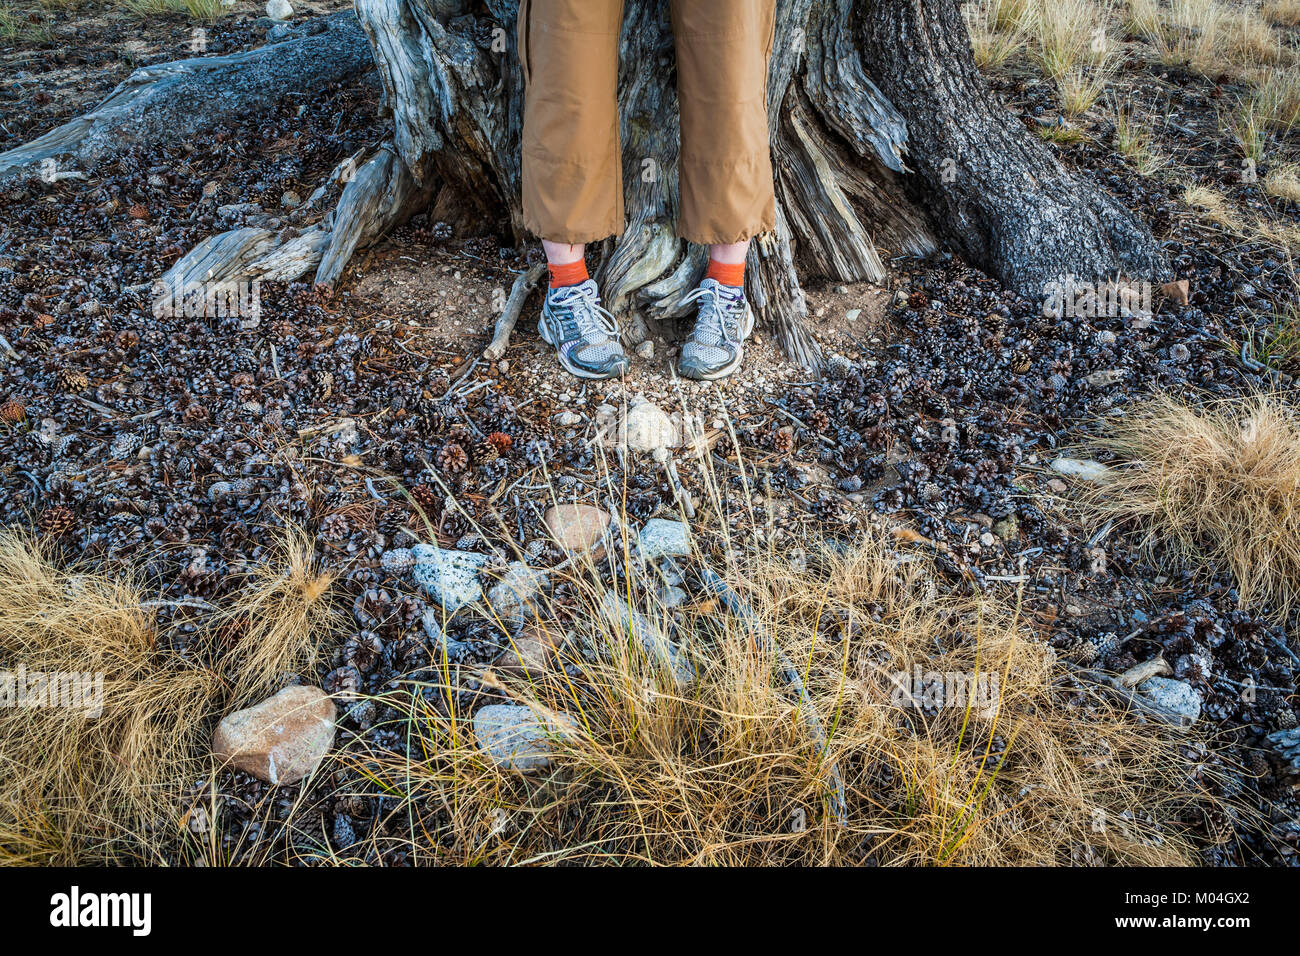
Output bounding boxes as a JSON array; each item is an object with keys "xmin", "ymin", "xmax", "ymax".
[
  {"xmin": 56, "ymin": 367, "xmax": 88, "ymax": 392},
  {"xmin": 486, "ymin": 431, "xmax": 513, "ymax": 456},
  {"xmin": 771, "ymin": 425, "xmax": 795, "ymax": 455},
  {"xmin": 907, "ymin": 289, "xmax": 928, "ymax": 311},
  {"xmin": 0, "ymin": 399, "xmax": 25, "ymax": 424},
  {"xmin": 415, "ymin": 399, "xmax": 454, "ymax": 436},
  {"xmin": 410, "ymin": 483, "xmax": 440, "ymax": 518},
  {"xmin": 37, "ymin": 506, "xmax": 75, "ymax": 537},
  {"xmin": 474, "ymin": 438, "xmax": 500, "ymax": 464},
  {"xmin": 437, "ymin": 442, "xmax": 469, "ymax": 474},
  {"xmin": 320, "ymin": 513, "xmax": 352, "ymax": 542},
  {"xmin": 1010, "ymin": 348, "xmax": 1032, "ymax": 374}
]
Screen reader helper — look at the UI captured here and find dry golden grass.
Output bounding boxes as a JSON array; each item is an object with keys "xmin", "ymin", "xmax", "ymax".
[
  {"xmin": 1229, "ymin": 97, "xmax": 1269, "ymax": 162},
  {"xmin": 1060, "ymin": 62, "xmax": 1119, "ymax": 116},
  {"xmin": 0, "ymin": 531, "xmax": 221, "ymax": 865},
  {"xmin": 967, "ymin": 0, "xmax": 1031, "ymax": 70},
  {"xmin": 1034, "ymin": 0, "xmax": 1117, "ymax": 81},
  {"xmin": 316, "ymin": 524, "xmax": 1203, "ymax": 867},
  {"xmin": 1183, "ymin": 182, "xmax": 1300, "ymax": 251},
  {"xmin": 0, "ymin": 524, "xmax": 343, "ymax": 864},
  {"xmin": 1265, "ymin": 162, "xmax": 1300, "ymax": 201},
  {"xmin": 208, "ymin": 525, "xmax": 339, "ymax": 707},
  {"xmin": 1129, "ymin": 0, "xmax": 1288, "ymax": 77},
  {"xmin": 1248, "ymin": 67, "xmax": 1300, "ymax": 131},
  {"xmin": 1111, "ymin": 97, "xmax": 1169, "ymax": 174},
  {"xmin": 1079, "ymin": 393, "xmax": 1300, "ymax": 617},
  {"xmin": 1263, "ymin": 0, "xmax": 1300, "ymax": 26},
  {"xmin": 116, "ymin": 0, "xmax": 226, "ymax": 18}
]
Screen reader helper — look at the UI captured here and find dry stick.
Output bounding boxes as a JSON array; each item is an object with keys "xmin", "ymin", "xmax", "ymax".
[
  {"xmin": 697, "ymin": 567, "xmax": 849, "ymax": 827},
  {"xmin": 484, "ymin": 263, "xmax": 547, "ymax": 361}
]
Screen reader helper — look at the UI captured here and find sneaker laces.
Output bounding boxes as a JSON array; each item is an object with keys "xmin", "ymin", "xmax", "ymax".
[
  {"xmin": 549, "ymin": 282, "xmax": 620, "ymax": 343},
  {"xmin": 682, "ymin": 282, "xmax": 743, "ymax": 346}
]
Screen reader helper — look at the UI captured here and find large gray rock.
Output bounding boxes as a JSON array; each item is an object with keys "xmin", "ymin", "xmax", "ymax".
[
  {"xmin": 485, "ymin": 562, "xmax": 549, "ymax": 628},
  {"xmin": 473, "ymin": 704, "xmax": 573, "ymax": 772},
  {"xmin": 598, "ymin": 591, "xmax": 694, "ymax": 691},
  {"xmin": 638, "ymin": 518, "xmax": 691, "ymax": 560},
  {"xmin": 1136, "ymin": 676, "xmax": 1203, "ymax": 724},
  {"xmin": 212, "ymin": 685, "xmax": 335, "ymax": 785},
  {"xmin": 411, "ymin": 544, "xmax": 488, "ymax": 613}
]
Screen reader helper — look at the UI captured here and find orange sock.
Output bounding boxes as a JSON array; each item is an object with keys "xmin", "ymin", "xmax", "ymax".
[
  {"xmin": 548, "ymin": 259, "xmax": 589, "ymax": 289},
  {"xmin": 707, "ymin": 259, "xmax": 745, "ymax": 288}
]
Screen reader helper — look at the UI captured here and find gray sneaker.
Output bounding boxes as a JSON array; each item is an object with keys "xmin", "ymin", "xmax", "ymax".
[
  {"xmin": 539, "ymin": 279, "xmax": 630, "ymax": 380},
  {"xmin": 677, "ymin": 278, "xmax": 754, "ymax": 381}
]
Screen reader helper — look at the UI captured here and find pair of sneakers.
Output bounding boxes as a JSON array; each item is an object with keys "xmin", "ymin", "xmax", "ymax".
[{"xmin": 538, "ymin": 277, "xmax": 754, "ymax": 381}]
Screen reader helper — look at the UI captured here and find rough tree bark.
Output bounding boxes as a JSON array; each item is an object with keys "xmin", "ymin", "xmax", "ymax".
[{"xmin": 0, "ymin": 1, "xmax": 1170, "ymax": 369}]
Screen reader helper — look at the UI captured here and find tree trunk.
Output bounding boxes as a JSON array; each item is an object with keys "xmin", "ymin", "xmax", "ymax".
[
  {"xmin": 858, "ymin": 0, "xmax": 1170, "ymax": 297},
  {"xmin": 1, "ymin": 1, "xmax": 1170, "ymax": 369}
]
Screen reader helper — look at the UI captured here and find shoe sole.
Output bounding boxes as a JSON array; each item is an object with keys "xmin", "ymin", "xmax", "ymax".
[
  {"xmin": 678, "ymin": 302, "xmax": 755, "ymax": 381},
  {"xmin": 538, "ymin": 316, "xmax": 629, "ymax": 380}
]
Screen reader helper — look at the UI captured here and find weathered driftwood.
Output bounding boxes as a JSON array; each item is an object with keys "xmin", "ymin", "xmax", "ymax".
[{"xmin": 0, "ymin": 13, "xmax": 372, "ymax": 188}]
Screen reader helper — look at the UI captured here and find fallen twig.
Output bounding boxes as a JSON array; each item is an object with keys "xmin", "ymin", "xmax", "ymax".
[{"xmin": 483, "ymin": 263, "xmax": 546, "ymax": 361}]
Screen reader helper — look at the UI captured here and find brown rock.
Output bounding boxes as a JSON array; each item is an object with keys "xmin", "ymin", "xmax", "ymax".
[
  {"xmin": 212, "ymin": 685, "xmax": 336, "ymax": 785},
  {"xmin": 542, "ymin": 504, "xmax": 610, "ymax": 552},
  {"xmin": 1159, "ymin": 279, "xmax": 1190, "ymax": 307}
]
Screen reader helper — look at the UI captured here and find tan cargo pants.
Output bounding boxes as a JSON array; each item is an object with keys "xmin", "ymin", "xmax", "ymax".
[{"xmin": 518, "ymin": 0, "xmax": 778, "ymax": 246}]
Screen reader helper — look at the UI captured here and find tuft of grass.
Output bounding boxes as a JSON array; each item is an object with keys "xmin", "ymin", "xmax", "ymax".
[
  {"xmin": 1229, "ymin": 97, "xmax": 1269, "ymax": 163},
  {"xmin": 0, "ymin": 523, "xmax": 344, "ymax": 864},
  {"xmin": 967, "ymin": 0, "xmax": 1031, "ymax": 70},
  {"xmin": 1123, "ymin": 0, "xmax": 1166, "ymax": 39},
  {"xmin": 0, "ymin": 532, "xmax": 222, "ymax": 865},
  {"xmin": 0, "ymin": 2, "xmax": 52, "ymax": 42},
  {"xmin": 1263, "ymin": 0, "xmax": 1300, "ymax": 26},
  {"xmin": 1079, "ymin": 393, "xmax": 1300, "ymax": 617},
  {"xmin": 1038, "ymin": 122, "xmax": 1089, "ymax": 144},
  {"xmin": 1223, "ymin": 8, "xmax": 1287, "ymax": 66},
  {"xmin": 1111, "ymin": 97, "xmax": 1169, "ymax": 174},
  {"xmin": 206, "ymin": 526, "xmax": 339, "ymax": 707},
  {"xmin": 1265, "ymin": 161, "xmax": 1300, "ymax": 201},
  {"xmin": 1248, "ymin": 67, "xmax": 1300, "ymax": 132},
  {"xmin": 1059, "ymin": 62, "xmax": 1118, "ymax": 116},
  {"xmin": 116, "ymin": 0, "xmax": 226, "ymax": 19},
  {"xmin": 1034, "ymin": 0, "xmax": 1117, "ymax": 81}
]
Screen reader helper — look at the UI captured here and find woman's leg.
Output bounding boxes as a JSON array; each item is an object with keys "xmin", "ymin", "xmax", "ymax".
[
  {"xmin": 671, "ymin": 0, "xmax": 776, "ymax": 380},
  {"xmin": 520, "ymin": 0, "xmax": 628, "ymax": 247}
]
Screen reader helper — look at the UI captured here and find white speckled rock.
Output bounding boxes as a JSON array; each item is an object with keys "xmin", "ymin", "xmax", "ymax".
[
  {"xmin": 411, "ymin": 546, "xmax": 488, "ymax": 613},
  {"xmin": 1136, "ymin": 676, "xmax": 1203, "ymax": 724},
  {"xmin": 265, "ymin": 0, "xmax": 293, "ymax": 20},
  {"xmin": 618, "ymin": 400, "xmax": 679, "ymax": 453},
  {"xmin": 473, "ymin": 704, "xmax": 573, "ymax": 772},
  {"xmin": 638, "ymin": 518, "xmax": 691, "ymax": 560},
  {"xmin": 212, "ymin": 686, "xmax": 335, "ymax": 785}
]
